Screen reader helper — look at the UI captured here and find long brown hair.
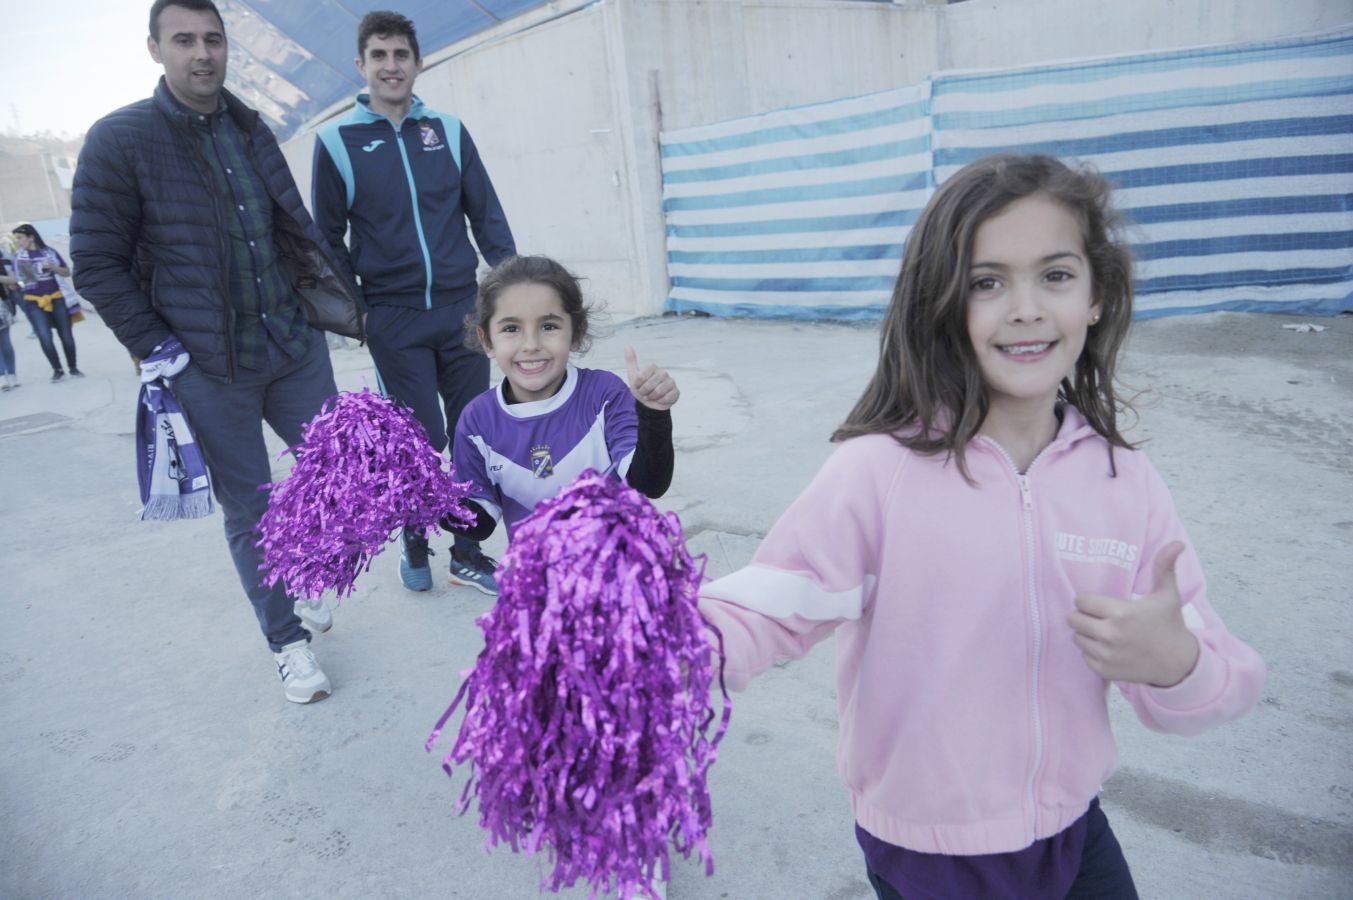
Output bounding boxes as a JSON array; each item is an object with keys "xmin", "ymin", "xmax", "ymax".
[{"xmin": 832, "ymin": 154, "xmax": 1135, "ymax": 477}]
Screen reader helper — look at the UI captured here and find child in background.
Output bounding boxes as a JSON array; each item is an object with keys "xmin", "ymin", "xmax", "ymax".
[
  {"xmin": 698, "ymin": 155, "xmax": 1264, "ymax": 899},
  {"xmin": 447, "ymin": 254, "xmax": 679, "ymax": 546}
]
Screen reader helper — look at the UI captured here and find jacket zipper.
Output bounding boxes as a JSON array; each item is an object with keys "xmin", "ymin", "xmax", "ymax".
[
  {"xmin": 981, "ymin": 437, "xmax": 1056, "ymax": 844},
  {"xmin": 179, "ymin": 111, "xmax": 237, "ymax": 382},
  {"xmin": 392, "ymin": 118, "xmax": 435, "ymax": 309},
  {"xmin": 1016, "ymin": 469, "xmax": 1042, "ymax": 843}
]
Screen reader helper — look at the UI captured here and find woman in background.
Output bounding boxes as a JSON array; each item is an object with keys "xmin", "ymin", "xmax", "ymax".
[{"xmin": 12, "ymin": 223, "xmax": 81, "ymax": 381}]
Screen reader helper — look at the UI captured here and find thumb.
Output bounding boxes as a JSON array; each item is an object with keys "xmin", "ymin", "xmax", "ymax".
[
  {"xmin": 624, "ymin": 346, "xmax": 640, "ymax": 383},
  {"xmin": 1151, "ymin": 541, "xmax": 1185, "ymax": 599}
]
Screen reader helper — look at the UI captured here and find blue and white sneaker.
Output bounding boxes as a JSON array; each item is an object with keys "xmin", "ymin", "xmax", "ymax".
[
  {"xmin": 449, "ymin": 546, "xmax": 499, "ymax": 596},
  {"xmin": 294, "ymin": 597, "xmax": 332, "ymax": 634},
  {"xmin": 273, "ymin": 640, "xmax": 330, "ymax": 704},
  {"xmin": 400, "ymin": 528, "xmax": 433, "ymax": 592}
]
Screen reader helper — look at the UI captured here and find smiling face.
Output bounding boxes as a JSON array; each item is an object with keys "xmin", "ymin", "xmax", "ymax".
[
  {"xmin": 148, "ymin": 5, "xmax": 227, "ymax": 114},
  {"xmin": 481, "ymin": 281, "xmax": 578, "ymax": 404},
  {"xmin": 356, "ymin": 33, "xmax": 422, "ymax": 120},
  {"xmin": 966, "ymin": 192, "xmax": 1101, "ymax": 427}
]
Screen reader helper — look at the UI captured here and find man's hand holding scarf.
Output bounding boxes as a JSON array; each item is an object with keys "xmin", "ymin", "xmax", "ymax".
[{"xmin": 140, "ymin": 337, "xmax": 190, "ymax": 383}]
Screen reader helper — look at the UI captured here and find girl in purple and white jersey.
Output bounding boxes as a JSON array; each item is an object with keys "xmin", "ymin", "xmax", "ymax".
[
  {"xmin": 12, "ymin": 223, "xmax": 81, "ymax": 381},
  {"xmin": 449, "ymin": 255, "xmax": 679, "ymax": 543}
]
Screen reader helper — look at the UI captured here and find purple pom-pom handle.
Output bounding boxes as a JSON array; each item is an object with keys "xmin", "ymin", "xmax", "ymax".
[
  {"xmin": 256, "ymin": 388, "xmax": 474, "ymax": 600},
  {"xmin": 428, "ymin": 471, "xmax": 730, "ymax": 899}
]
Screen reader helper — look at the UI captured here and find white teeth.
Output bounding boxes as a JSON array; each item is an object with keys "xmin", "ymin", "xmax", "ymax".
[{"xmin": 1001, "ymin": 343, "xmax": 1050, "ymax": 355}]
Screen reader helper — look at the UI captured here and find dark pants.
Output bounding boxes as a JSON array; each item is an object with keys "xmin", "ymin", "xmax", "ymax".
[
  {"xmin": 22, "ymin": 298, "xmax": 77, "ymax": 373},
  {"xmin": 866, "ymin": 800, "xmax": 1139, "ymax": 900},
  {"xmin": 170, "ymin": 329, "xmax": 336, "ymax": 651},
  {"xmin": 365, "ymin": 300, "xmax": 487, "ymax": 556}
]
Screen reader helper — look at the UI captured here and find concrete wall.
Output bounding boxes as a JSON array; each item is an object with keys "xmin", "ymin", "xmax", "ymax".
[
  {"xmin": 937, "ymin": 0, "xmax": 1353, "ymax": 71},
  {"xmin": 281, "ymin": 0, "xmax": 1352, "ymax": 319},
  {"xmin": 0, "ymin": 140, "xmax": 76, "ymax": 226}
]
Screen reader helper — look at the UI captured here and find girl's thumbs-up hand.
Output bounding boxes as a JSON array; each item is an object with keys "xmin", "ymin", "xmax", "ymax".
[
  {"xmin": 625, "ymin": 346, "xmax": 680, "ymax": 411},
  {"xmin": 1067, "ymin": 542, "xmax": 1200, "ymax": 688}
]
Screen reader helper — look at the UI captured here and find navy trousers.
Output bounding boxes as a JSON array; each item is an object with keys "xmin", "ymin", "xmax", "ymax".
[
  {"xmin": 170, "ymin": 329, "xmax": 336, "ymax": 651},
  {"xmin": 365, "ymin": 299, "xmax": 487, "ymax": 555},
  {"xmin": 866, "ymin": 799, "xmax": 1139, "ymax": 900}
]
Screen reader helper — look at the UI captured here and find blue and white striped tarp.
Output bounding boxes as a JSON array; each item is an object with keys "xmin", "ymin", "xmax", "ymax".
[
  {"xmin": 660, "ymin": 27, "xmax": 1353, "ymax": 320},
  {"xmin": 661, "ymin": 83, "xmax": 931, "ymax": 320}
]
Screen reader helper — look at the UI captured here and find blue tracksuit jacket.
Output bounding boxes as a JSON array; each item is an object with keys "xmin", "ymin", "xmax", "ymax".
[{"xmin": 312, "ymin": 94, "xmax": 515, "ymax": 310}]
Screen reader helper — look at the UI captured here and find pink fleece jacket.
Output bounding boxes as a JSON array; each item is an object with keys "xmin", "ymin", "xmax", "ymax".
[{"xmin": 698, "ymin": 406, "xmax": 1265, "ymax": 856}]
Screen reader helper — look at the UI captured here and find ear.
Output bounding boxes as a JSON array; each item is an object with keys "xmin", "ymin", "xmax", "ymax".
[
  {"xmin": 477, "ymin": 327, "xmax": 493, "ymax": 357},
  {"xmin": 1089, "ymin": 296, "xmax": 1103, "ymax": 326},
  {"xmin": 148, "ymin": 35, "xmax": 162, "ymax": 64},
  {"xmin": 354, "ymin": 54, "xmax": 365, "ymax": 76}
]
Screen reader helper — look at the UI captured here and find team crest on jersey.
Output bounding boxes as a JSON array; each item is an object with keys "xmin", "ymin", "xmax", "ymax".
[
  {"xmin": 531, "ymin": 444, "xmax": 554, "ymax": 479},
  {"xmin": 419, "ymin": 123, "xmax": 442, "ymax": 148}
]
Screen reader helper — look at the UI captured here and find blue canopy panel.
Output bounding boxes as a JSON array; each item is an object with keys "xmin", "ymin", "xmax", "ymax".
[{"xmin": 219, "ymin": 0, "xmax": 550, "ymax": 141}]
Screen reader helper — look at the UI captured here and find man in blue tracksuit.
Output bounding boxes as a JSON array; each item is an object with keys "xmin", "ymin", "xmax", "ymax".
[{"xmin": 313, "ymin": 10, "xmax": 515, "ymax": 595}]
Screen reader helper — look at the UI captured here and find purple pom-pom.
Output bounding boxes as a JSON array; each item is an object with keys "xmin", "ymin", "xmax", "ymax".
[
  {"xmin": 256, "ymin": 388, "xmax": 474, "ymax": 600},
  {"xmin": 427, "ymin": 471, "xmax": 729, "ymax": 899}
]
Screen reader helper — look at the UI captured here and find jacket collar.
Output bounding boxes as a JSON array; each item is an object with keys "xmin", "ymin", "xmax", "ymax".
[
  {"xmin": 971, "ymin": 402, "xmax": 1102, "ymax": 471},
  {"xmin": 154, "ymin": 77, "xmax": 259, "ymax": 133},
  {"xmin": 350, "ymin": 92, "xmax": 427, "ymax": 127},
  {"xmin": 1044, "ymin": 404, "xmax": 1102, "ymax": 452}
]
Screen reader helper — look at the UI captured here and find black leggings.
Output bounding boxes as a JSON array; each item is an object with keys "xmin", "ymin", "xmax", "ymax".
[{"xmin": 866, "ymin": 800, "xmax": 1139, "ymax": 900}]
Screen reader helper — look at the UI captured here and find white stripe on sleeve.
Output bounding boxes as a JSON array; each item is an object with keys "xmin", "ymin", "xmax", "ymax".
[{"xmin": 703, "ymin": 565, "xmax": 873, "ymax": 621}]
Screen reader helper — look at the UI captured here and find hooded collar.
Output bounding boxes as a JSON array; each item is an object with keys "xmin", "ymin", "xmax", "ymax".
[{"xmin": 972, "ymin": 402, "xmax": 1104, "ymax": 474}]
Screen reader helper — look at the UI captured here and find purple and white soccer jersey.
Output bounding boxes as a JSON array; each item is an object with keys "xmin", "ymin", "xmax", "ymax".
[{"xmin": 453, "ymin": 365, "xmax": 639, "ymax": 535}]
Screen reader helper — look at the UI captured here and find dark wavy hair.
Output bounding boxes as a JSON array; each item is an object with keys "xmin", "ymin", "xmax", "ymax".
[
  {"xmin": 148, "ymin": 0, "xmax": 223, "ymax": 40},
  {"xmin": 358, "ymin": 10, "xmax": 420, "ymax": 61},
  {"xmin": 467, "ymin": 255, "xmax": 593, "ymax": 353},
  {"xmin": 832, "ymin": 154, "xmax": 1135, "ymax": 478}
]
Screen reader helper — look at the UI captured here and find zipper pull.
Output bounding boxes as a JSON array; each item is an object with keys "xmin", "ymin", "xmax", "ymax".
[{"xmin": 1018, "ymin": 474, "xmax": 1033, "ymax": 510}]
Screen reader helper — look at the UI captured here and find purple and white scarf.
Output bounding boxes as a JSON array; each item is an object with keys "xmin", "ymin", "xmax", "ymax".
[{"xmin": 135, "ymin": 380, "xmax": 213, "ymax": 520}]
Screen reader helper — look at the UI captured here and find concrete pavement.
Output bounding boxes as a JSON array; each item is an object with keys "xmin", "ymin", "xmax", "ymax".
[{"xmin": 1, "ymin": 307, "xmax": 1350, "ymax": 898}]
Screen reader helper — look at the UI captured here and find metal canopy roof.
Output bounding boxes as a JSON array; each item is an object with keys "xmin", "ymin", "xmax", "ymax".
[{"xmin": 219, "ymin": 0, "xmax": 550, "ymax": 141}]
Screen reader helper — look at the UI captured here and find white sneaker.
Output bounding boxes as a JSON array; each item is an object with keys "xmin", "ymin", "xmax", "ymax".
[
  {"xmin": 273, "ymin": 640, "xmax": 331, "ymax": 704},
  {"xmin": 294, "ymin": 597, "xmax": 333, "ymax": 634}
]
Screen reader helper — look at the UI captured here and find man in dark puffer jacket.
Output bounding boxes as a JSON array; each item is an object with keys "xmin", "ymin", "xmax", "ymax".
[{"xmin": 71, "ymin": 0, "xmax": 363, "ymax": 705}]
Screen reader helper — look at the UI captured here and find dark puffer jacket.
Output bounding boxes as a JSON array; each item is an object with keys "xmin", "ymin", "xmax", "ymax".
[{"xmin": 71, "ymin": 79, "xmax": 363, "ymax": 380}]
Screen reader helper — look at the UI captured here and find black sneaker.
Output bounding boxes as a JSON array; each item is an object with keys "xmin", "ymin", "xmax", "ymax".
[
  {"xmin": 449, "ymin": 546, "xmax": 499, "ymax": 596},
  {"xmin": 50, "ymin": 370, "xmax": 65, "ymax": 382},
  {"xmin": 69, "ymin": 368, "xmax": 85, "ymax": 377},
  {"xmin": 399, "ymin": 528, "xmax": 433, "ymax": 591}
]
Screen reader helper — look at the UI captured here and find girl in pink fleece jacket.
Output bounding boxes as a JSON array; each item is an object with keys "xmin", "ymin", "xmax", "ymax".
[{"xmin": 698, "ymin": 154, "xmax": 1265, "ymax": 899}]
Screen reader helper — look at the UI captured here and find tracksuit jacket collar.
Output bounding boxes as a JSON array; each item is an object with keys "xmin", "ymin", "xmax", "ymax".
[{"xmin": 351, "ymin": 92, "xmax": 428, "ymax": 127}]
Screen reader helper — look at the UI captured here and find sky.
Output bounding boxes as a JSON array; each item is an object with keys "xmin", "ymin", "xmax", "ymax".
[{"xmin": 1, "ymin": 0, "xmax": 166, "ymax": 138}]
